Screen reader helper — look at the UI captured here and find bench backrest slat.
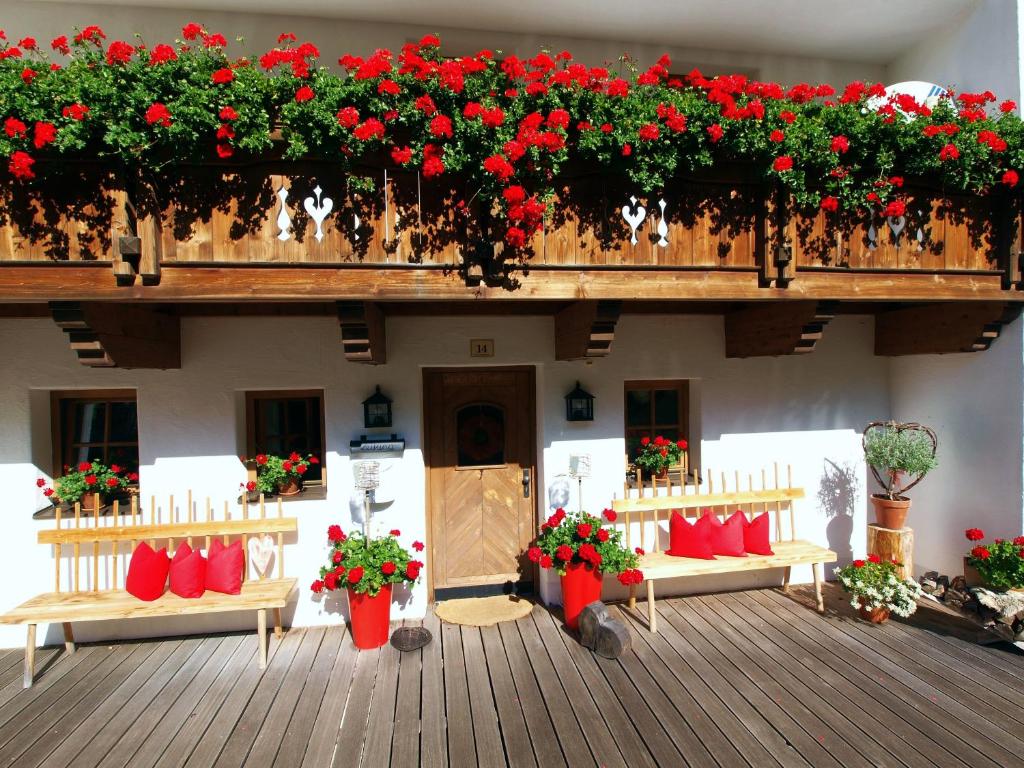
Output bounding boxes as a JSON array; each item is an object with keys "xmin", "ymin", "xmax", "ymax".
[{"xmin": 43, "ymin": 492, "xmax": 297, "ymax": 594}]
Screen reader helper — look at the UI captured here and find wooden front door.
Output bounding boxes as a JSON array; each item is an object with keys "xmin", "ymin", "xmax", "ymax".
[{"xmin": 424, "ymin": 367, "xmax": 537, "ymax": 594}]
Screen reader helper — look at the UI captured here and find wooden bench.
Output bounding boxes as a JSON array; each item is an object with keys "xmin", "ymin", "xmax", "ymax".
[
  {"xmin": 611, "ymin": 463, "xmax": 836, "ymax": 633},
  {"xmin": 1, "ymin": 493, "xmax": 298, "ymax": 687}
]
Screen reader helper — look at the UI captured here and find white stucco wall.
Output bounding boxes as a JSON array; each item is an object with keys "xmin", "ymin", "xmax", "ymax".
[
  {"xmin": 888, "ymin": 316, "xmax": 1024, "ymax": 579},
  {"xmin": 0, "ymin": 312, "xmax": 891, "ymax": 647}
]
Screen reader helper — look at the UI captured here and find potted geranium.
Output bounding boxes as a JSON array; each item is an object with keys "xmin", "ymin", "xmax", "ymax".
[
  {"xmin": 38, "ymin": 460, "xmax": 135, "ymax": 510},
  {"xmin": 252, "ymin": 452, "xmax": 319, "ymax": 496},
  {"xmin": 834, "ymin": 554, "xmax": 923, "ymax": 623},
  {"xmin": 311, "ymin": 525, "xmax": 423, "ymax": 649},
  {"xmin": 964, "ymin": 528, "xmax": 1024, "ymax": 592},
  {"xmin": 863, "ymin": 421, "xmax": 938, "ymax": 529},
  {"xmin": 529, "ymin": 507, "xmax": 642, "ymax": 630},
  {"xmin": 634, "ymin": 436, "xmax": 687, "ymax": 479}
]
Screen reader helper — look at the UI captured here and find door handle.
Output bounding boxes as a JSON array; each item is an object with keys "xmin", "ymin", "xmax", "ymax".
[{"xmin": 522, "ymin": 468, "xmax": 531, "ymax": 499}]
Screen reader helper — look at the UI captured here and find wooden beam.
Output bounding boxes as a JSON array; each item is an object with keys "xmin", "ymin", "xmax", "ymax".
[
  {"xmin": 874, "ymin": 302, "xmax": 1021, "ymax": 355},
  {"xmin": 725, "ymin": 301, "xmax": 837, "ymax": 358},
  {"xmin": 0, "ymin": 264, "xmax": 1021, "ymax": 303},
  {"xmin": 337, "ymin": 301, "xmax": 386, "ymax": 364},
  {"xmin": 49, "ymin": 301, "xmax": 180, "ymax": 368},
  {"xmin": 554, "ymin": 300, "xmax": 622, "ymax": 360}
]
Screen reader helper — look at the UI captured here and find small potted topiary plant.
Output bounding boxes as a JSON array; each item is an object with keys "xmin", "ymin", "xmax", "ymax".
[{"xmin": 862, "ymin": 421, "xmax": 938, "ymax": 529}]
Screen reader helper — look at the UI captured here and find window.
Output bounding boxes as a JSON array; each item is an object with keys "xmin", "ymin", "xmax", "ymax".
[
  {"xmin": 624, "ymin": 381, "xmax": 689, "ymax": 463},
  {"xmin": 246, "ymin": 390, "xmax": 325, "ymax": 484},
  {"xmin": 51, "ymin": 390, "xmax": 139, "ymax": 475}
]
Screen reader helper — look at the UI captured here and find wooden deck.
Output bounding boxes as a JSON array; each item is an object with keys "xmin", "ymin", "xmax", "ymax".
[{"xmin": 1, "ymin": 585, "xmax": 1023, "ymax": 767}]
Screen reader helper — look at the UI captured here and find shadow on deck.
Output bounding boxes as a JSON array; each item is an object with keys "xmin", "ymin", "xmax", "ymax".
[{"xmin": 0, "ymin": 583, "xmax": 1022, "ymax": 767}]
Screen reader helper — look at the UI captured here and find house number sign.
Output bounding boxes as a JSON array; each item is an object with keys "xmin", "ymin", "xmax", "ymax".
[{"xmin": 470, "ymin": 339, "xmax": 495, "ymax": 357}]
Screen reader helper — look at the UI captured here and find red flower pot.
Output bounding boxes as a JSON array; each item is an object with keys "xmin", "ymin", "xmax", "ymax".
[
  {"xmin": 560, "ymin": 561, "xmax": 603, "ymax": 630},
  {"xmin": 347, "ymin": 583, "xmax": 392, "ymax": 649}
]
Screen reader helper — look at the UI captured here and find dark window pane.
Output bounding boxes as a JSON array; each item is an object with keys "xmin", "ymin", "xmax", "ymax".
[
  {"xmin": 457, "ymin": 404, "xmax": 505, "ymax": 467},
  {"xmin": 71, "ymin": 445, "xmax": 105, "ymax": 465},
  {"xmin": 107, "ymin": 445, "xmax": 139, "ymax": 472},
  {"xmin": 261, "ymin": 400, "xmax": 285, "ymax": 438},
  {"xmin": 252, "ymin": 395, "xmax": 324, "ymax": 484},
  {"xmin": 109, "ymin": 401, "xmax": 138, "ymax": 442},
  {"xmin": 286, "ymin": 399, "xmax": 307, "ymax": 434},
  {"xmin": 626, "ymin": 390, "xmax": 651, "ymax": 428},
  {"xmin": 73, "ymin": 402, "xmax": 107, "ymax": 444},
  {"xmin": 654, "ymin": 389, "xmax": 679, "ymax": 426}
]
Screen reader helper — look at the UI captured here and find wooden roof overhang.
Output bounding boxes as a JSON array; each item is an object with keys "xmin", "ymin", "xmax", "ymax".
[{"xmin": 0, "ymin": 161, "xmax": 1021, "ymax": 367}]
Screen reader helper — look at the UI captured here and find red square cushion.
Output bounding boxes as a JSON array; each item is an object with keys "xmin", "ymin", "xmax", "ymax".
[
  {"xmin": 743, "ymin": 512, "xmax": 775, "ymax": 556},
  {"xmin": 206, "ymin": 539, "xmax": 244, "ymax": 595},
  {"xmin": 667, "ymin": 512, "xmax": 715, "ymax": 559},
  {"xmin": 169, "ymin": 543, "xmax": 207, "ymax": 599},
  {"xmin": 125, "ymin": 542, "xmax": 170, "ymax": 601},
  {"xmin": 708, "ymin": 512, "xmax": 748, "ymax": 557}
]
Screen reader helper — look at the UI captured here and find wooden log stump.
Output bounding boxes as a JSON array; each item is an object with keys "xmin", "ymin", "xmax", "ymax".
[{"xmin": 867, "ymin": 524, "xmax": 914, "ymax": 579}]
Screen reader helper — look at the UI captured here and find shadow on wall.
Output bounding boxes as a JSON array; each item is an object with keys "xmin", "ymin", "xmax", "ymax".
[{"xmin": 818, "ymin": 458, "xmax": 858, "ymax": 566}]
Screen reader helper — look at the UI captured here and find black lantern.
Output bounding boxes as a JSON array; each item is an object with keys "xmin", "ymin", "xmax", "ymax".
[
  {"xmin": 362, "ymin": 386, "xmax": 393, "ymax": 429},
  {"xmin": 564, "ymin": 381, "xmax": 594, "ymax": 422}
]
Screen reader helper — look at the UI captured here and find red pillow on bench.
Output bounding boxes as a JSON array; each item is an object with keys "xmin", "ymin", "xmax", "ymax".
[
  {"xmin": 169, "ymin": 543, "xmax": 207, "ymax": 599},
  {"xmin": 126, "ymin": 542, "xmax": 170, "ymax": 601},
  {"xmin": 708, "ymin": 512, "xmax": 748, "ymax": 557},
  {"xmin": 206, "ymin": 539, "xmax": 244, "ymax": 595},
  {"xmin": 667, "ymin": 512, "xmax": 715, "ymax": 559},
  {"xmin": 743, "ymin": 511, "xmax": 775, "ymax": 556}
]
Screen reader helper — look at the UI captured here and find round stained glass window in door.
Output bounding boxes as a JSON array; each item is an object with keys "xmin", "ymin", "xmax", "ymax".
[{"xmin": 456, "ymin": 404, "xmax": 505, "ymax": 467}]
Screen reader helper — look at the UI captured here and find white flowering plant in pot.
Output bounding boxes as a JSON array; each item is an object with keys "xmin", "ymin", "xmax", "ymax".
[{"xmin": 834, "ymin": 555, "xmax": 923, "ymax": 619}]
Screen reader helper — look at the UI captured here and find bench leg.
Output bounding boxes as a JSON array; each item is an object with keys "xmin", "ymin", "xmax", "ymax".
[
  {"xmin": 646, "ymin": 580, "xmax": 657, "ymax": 633},
  {"xmin": 813, "ymin": 562, "xmax": 824, "ymax": 612},
  {"xmin": 257, "ymin": 609, "xmax": 268, "ymax": 670},
  {"xmin": 273, "ymin": 608, "xmax": 283, "ymax": 639},
  {"xmin": 782, "ymin": 565, "xmax": 792, "ymax": 592},
  {"xmin": 24, "ymin": 624, "xmax": 36, "ymax": 689},
  {"xmin": 628, "ymin": 584, "xmax": 637, "ymax": 612},
  {"xmin": 62, "ymin": 622, "xmax": 76, "ymax": 654}
]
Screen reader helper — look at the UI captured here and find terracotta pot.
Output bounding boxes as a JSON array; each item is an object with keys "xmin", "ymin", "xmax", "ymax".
[
  {"xmin": 277, "ymin": 477, "xmax": 302, "ymax": 497},
  {"xmin": 560, "ymin": 561, "xmax": 603, "ymax": 630},
  {"xmin": 77, "ymin": 491, "xmax": 103, "ymax": 512},
  {"xmin": 870, "ymin": 494, "xmax": 911, "ymax": 529},
  {"xmin": 347, "ymin": 584, "xmax": 392, "ymax": 649},
  {"xmin": 654, "ymin": 467, "xmax": 669, "ymax": 480},
  {"xmin": 858, "ymin": 599, "xmax": 890, "ymax": 624}
]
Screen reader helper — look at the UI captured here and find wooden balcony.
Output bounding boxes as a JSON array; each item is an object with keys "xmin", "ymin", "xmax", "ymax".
[
  {"xmin": 0, "ymin": 162, "xmax": 1020, "ymax": 304},
  {"xmin": 0, "ymin": 586, "xmax": 1021, "ymax": 767}
]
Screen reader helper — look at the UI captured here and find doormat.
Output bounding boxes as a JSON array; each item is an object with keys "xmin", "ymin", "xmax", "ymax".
[{"xmin": 434, "ymin": 595, "xmax": 534, "ymax": 627}]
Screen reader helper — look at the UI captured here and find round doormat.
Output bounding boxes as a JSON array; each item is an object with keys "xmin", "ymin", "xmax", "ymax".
[{"xmin": 434, "ymin": 595, "xmax": 534, "ymax": 627}]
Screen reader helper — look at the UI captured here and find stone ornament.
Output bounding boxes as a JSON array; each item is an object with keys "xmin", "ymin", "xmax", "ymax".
[{"xmin": 578, "ymin": 600, "xmax": 632, "ymax": 658}]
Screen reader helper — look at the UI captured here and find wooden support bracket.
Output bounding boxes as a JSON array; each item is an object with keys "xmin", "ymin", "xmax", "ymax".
[
  {"xmin": 554, "ymin": 300, "xmax": 622, "ymax": 361},
  {"xmin": 337, "ymin": 301, "xmax": 386, "ymax": 364},
  {"xmin": 49, "ymin": 301, "xmax": 180, "ymax": 368},
  {"xmin": 724, "ymin": 301, "xmax": 837, "ymax": 358},
  {"xmin": 874, "ymin": 302, "xmax": 1021, "ymax": 355},
  {"xmin": 112, "ymin": 181, "xmax": 163, "ymax": 286}
]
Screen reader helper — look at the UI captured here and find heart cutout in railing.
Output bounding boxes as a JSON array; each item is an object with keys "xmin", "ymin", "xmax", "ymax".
[{"xmin": 248, "ymin": 534, "xmax": 275, "ymax": 579}]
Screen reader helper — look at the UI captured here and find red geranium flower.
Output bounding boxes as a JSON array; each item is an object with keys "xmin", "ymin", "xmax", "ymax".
[
  {"xmin": 51, "ymin": 36, "xmax": 70, "ymax": 55},
  {"xmin": 867, "ymin": 553, "xmax": 881, "ymax": 564},
  {"xmin": 311, "ymin": 579, "xmax": 325, "ymax": 594},
  {"xmin": 773, "ymin": 155, "xmax": 793, "ymax": 172},
  {"xmin": 430, "ymin": 114, "xmax": 453, "ymax": 138},
  {"xmin": 820, "ymin": 195, "xmax": 839, "ymax": 212},
  {"xmin": 884, "ymin": 200, "xmax": 906, "ymax": 218},
  {"xmin": 381, "ymin": 561, "xmax": 396, "ymax": 575},
  {"xmin": 212, "ymin": 67, "xmax": 234, "ymax": 84},
  {"xmin": 390, "ymin": 529, "xmax": 401, "ymax": 536},
  {"xmin": 84, "ymin": 474, "xmax": 97, "ymax": 486},
  {"xmin": 413, "ymin": 540, "xmax": 425, "ymax": 552},
  {"xmin": 1013, "ymin": 536, "xmax": 1024, "ymax": 546},
  {"xmin": 1003, "ymin": 170, "xmax": 1019, "ymax": 187},
  {"xmin": 505, "ymin": 227, "xmax": 526, "ymax": 248},
  {"xmin": 347, "ymin": 566, "xmax": 364, "ymax": 584},
  {"xmin": 145, "ymin": 103, "xmax": 172, "ymax": 127},
  {"xmin": 295, "ymin": 86, "xmax": 315, "ymax": 102},
  {"xmin": 255, "ymin": 454, "xmax": 268, "ymax": 465},
  {"xmin": 105, "ymin": 477, "xmax": 119, "ymax": 488},
  {"xmin": 8, "ymin": 151, "xmax": 34, "ymax": 180},
  {"xmin": 246, "ymin": 480, "xmax": 256, "ymax": 492},
  {"xmin": 327, "ymin": 524, "xmax": 344, "ymax": 542},
  {"xmin": 556, "ymin": 544, "xmax": 573, "ymax": 561},
  {"xmin": 830, "ymin": 135, "xmax": 849, "ymax": 154},
  {"xmin": 576, "ymin": 523, "xmax": 592, "ymax": 539},
  {"xmin": 853, "ymin": 559, "xmax": 865, "ymax": 568},
  {"xmin": 148, "ymin": 44, "xmax": 177, "ymax": 65},
  {"xmin": 182, "ymin": 22, "xmax": 203, "ymax": 40},
  {"xmin": 32, "ymin": 121, "xmax": 56, "ymax": 149},
  {"xmin": 483, "ymin": 154, "xmax": 514, "ymax": 181},
  {"xmin": 296, "ymin": 464, "xmax": 308, "ymax": 475},
  {"xmin": 391, "ymin": 145, "xmax": 413, "ymax": 165},
  {"xmin": 939, "ymin": 143, "xmax": 960, "ymax": 161},
  {"xmin": 604, "ymin": 508, "xmax": 617, "ymax": 522},
  {"xmin": 282, "ymin": 461, "xmax": 292, "ymax": 472},
  {"xmin": 965, "ymin": 528, "xmax": 985, "ymax": 541},
  {"xmin": 105, "ymin": 40, "xmax": 135, "ymax": 65},
  {"xmin": 971, "ymin": 546, "xmax": 991, "ymax": 560},
  {"xmin": 74, "ymin": 26, "xmax": 106, "ymax": 45},
  {"xmin": 4, "ymin": 117, "xmax": 26, "ymax": 138},
  {"xmin": 219, "ymin": 106, "xmax": 239, "ymax": 121},
  {"xmin": 21, "ymin": 68, "xmax": 36, "ymax": 84},
  {"xmin": 353, "ymin": 118, "xmax": 385, "ymax": 141},
  {"xmin": 596, "ymin": 528, "xmax": 609, "ymax": 543},
  {"xmin": 540, "ymin": 554, "xmax": 553, "ymax": 569},
  {"xmin": 406, "ymin": 561, "xmax": 422, "ymax": 579},
  {"xmin": 635, "ymin": 547, "xmax": 645, "ymax": 555},
  {"xmin": 769, "ymin": 129, "xmax": 785, "ymax": 143},
  {"xmin": 62, "ymin": 103, "xmax": 89, "ymax": 121},
  {"xmin": 527, "ymin": 546, "xmax": 542, "ymax": 563},
  {"xmin": 638, "ymin": 123, "xmax": 660, "ymax": 141},
  {"xmin": 377, "ymin": 79, "xmax": 400, "ymax": 96},
  {"xmin": 324, "ymin": 572, "xmax": 338, "ymax": 590},
  {"xmin": 706, "ymin": 123, "xmax": 724, "ymax": 142},
  {"xmin": 77, "ymin": 462, "xmax": 92, "ymax": 472}
]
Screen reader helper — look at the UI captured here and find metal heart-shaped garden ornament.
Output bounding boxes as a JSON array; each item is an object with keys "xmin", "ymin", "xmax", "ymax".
[
  {"xmin": 248, "ymin": 534, "xmax": 275, "ymax": 579},
  {"xmin": 862, "ymin": 420, "xmax": 938, "ymax": 498}
]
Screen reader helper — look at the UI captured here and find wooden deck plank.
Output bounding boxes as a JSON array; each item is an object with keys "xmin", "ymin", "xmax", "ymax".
[
  {"xmin": 359, "ymin": 630, "xmax": 403, "ymax": 768},
  {"xmin": 183, "ymin": 628, "xmax": 301, "ymax": 768},
  {"xmin": 0, "ymin": 645, "xmax": 59, "ymax": 690},
  {"xmin": 419, "ymin": 612, "xmax": 448, "ymax": 768},
  {"xmin": 735, "ymin": 590, "xmax": 980, "ymax": 768},
  {"xmin": 150, "ymin": 637, "xmax": 262, "ymax": 768},
  {"xmin": 761, "ymin": 589, "xmax": 1024, "ymax": 768},
  {"xmin": 300, "ymin": 625, "xmax": 358, "ymax": 768},
  {"xmin": 440, "ymin": 620, "xmax": 477, "ymax": 766},
  {"xmin": 514, "ymin": 611, "xmax": 596, "ymax": 768},
  {"xmin": 212, "ymin": 627, "xmax": 317, "ymax": 768},
  {"xmin": 243, "ymin": 627, "xmax": 328, "ymax": 768},
  {"xmin": 702, "ymin": 594, "xmax": 933, "ymax": 768},
  {"xmin": 120, "ymin": 635, "xmax": 247, "ymax": 768},
  {"xmin": 274, "ymin": 627, "xmax": 343, "ymax": 768},
  {"xmin": 331, "ymin": 645, "xmax": 380, "ymax": 768},
  {"xmin": 0, "ymin": 645, "xmax": 101, "ymax": 731},
  {"xmin": 538, "ymin": 612, "xmax": 659, "ymax": 768},
  {"xmin": 461, "ymin": 625, "xmax": 508, "ymax": 768},
  {"xmin": 391, "ymin": 621, "xmax": 424, "ymax": 768},
  {"xmin": 888, "ymin": 618, "xmax": 1024, "ymax": 686},
  {"xmin": 479, "ymin": 623, "xmax": 537, "ymax": 768}
]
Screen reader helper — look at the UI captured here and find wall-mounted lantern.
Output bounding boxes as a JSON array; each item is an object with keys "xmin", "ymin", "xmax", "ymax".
[
  {"xmin": 363, "ymin": 386, "xmax": 393, "ymax": 429},
  {"xmin": 564, "ymin": 381, "xmax": 595, "ymax": 422}
]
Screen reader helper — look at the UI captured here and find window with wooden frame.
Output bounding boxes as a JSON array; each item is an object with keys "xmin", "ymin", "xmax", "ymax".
[
  {"xmin": 51, "ymin": 390, "xmax": 139, "ymax": 476},
  {"xmin": 245, "ymin": 390, "xmax": 325, "ymax": 485},
  {"xmin": 624, "ymin": 380, "xmax": 689, "ymax": 465}
]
